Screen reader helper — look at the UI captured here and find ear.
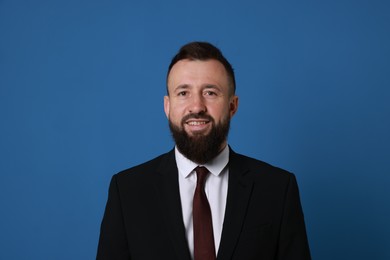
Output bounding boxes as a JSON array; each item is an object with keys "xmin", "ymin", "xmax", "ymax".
[
  {"xmin": 229, "ymin": 95, "xmax": 239, "ymax": 118},
  {"xmin": 164, "ymin": 95, "xmax": 170, "ymax": 118}
]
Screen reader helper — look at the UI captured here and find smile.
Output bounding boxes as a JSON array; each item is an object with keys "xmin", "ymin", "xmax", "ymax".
[{"xmin": 187, "ymin": 121, "xmax": 208, "ymax": 126}]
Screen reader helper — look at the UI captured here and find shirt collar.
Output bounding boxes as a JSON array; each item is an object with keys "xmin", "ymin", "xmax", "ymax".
[{"xmin": 175, "ymin": 145, "xmax": 230, "ymax": 178}]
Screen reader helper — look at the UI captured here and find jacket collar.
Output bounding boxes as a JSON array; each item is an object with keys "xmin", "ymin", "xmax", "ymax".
[
  {"xmin": 217, "ymin": 148, "xmax": 254, "ymax": 259},
  {"xmin": 154, "ymin": 148, "xmax": 254, "ymax": 260}
]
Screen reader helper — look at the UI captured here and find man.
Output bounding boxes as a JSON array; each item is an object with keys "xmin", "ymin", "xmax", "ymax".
[{"xmin": 97, "ymin": 42, "xmax": 311, "ymax": 260}]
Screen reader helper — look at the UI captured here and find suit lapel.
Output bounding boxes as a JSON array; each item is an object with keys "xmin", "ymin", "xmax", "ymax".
[
  {"xmin": 153, "ymin": 148, "xmax": 254, "ymax": 260},
  {"xmin": 154, "ymin": 150, "xmax": 192, "ymax": 260},
  {"xmin": 217, "ymin": 149, "xmax": 254, "ymax": 260}
]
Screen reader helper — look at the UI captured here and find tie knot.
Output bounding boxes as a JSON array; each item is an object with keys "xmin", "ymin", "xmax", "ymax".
[{"xmin": 195, "ymin": 166, "xmax": 209, "ymax": 187}]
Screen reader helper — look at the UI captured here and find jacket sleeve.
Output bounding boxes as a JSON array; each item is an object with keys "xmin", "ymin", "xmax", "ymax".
[
  {"xmin": 277, "ymin": 174, "xmax": 311, "ymax": 260},
  {"xmin": 97, "ymin": 175, "xmax": 131, "ymax": 260}
]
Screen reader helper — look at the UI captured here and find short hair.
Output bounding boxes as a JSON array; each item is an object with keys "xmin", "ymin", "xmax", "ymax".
[{"xmin": 167, "ymin": 42, "xmax": 236, "ymax": 96}]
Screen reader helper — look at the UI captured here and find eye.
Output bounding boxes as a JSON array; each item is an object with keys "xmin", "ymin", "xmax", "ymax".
[
  {"xmin": 177, "ymin": 91, "xmax": 187, "ymax": 96},
  {"xmin": 204, "ymin": 90, "xmax": 217, "ymax": 96}
]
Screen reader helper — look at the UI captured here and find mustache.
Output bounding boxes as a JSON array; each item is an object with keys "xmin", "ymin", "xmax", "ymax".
[{"xmin": 181, "ymin": 113, "xmax": 214, "ymax": 124}]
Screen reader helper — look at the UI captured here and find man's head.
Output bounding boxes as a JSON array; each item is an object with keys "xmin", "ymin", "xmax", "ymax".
[
  {"xmin": 164, "ymin": 42, "xmax": 239, "ymax": 164},
  {"xmin": 167, "ymin": 42, "xmax": 236, "ymax": 96}
]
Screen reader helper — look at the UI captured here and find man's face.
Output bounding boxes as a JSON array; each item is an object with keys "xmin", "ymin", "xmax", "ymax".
[{"xmin": 164, "ymin": 59, "xmax": 238, "ymax": 163}]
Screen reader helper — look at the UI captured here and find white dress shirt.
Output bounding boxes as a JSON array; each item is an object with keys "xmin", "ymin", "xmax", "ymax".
[{"xmin": 175, "ymin": 145, "xmax": 229, "ymax": 258}]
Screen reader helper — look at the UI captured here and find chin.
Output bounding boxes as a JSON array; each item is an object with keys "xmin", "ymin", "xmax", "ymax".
[{"xmin": 186, "ymin": 129, "xmax": 211, "ymax": 137}]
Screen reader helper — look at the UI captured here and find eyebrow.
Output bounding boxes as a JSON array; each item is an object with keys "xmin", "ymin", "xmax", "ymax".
[
  {"xmin": 173, "ymin": 84, "xmax": 222, "ymax": 93},
  {"xmin": 204, "ymin": 84, "xmax": 220, "ymax": 89},
  {"xmin": 203, "ymin": 84, "xmax": 222, "ymax": 92},
  {"xmin": 173, "ymin": 84, "xmax": 190, "ymax": 92}
]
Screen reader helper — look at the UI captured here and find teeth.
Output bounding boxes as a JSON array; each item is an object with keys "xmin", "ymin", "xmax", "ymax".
[{"xmin": 188, "ymin": 121, "xmax": 206, "ymax": 126}]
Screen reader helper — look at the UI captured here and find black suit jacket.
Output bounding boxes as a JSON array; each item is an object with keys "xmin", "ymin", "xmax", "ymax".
[{"xmin": 97, "ymin": 148, "xmax": 311, "ymax": 260}]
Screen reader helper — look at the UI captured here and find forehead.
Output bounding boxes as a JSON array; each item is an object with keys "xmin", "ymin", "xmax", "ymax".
[{"xmin": 167, "ymin": 59, "xmax": 230, "ymax": 91}]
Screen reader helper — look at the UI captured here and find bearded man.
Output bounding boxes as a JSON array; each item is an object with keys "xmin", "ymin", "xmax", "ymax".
[{"xmin": 97, "ymin": 42, "xmax": 311, "ymax": 260}]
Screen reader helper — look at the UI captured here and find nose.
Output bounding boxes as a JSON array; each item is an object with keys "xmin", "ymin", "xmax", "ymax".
[{"xmin": 188, "ymin": 93, "xmax": 206, "ymax": 114}]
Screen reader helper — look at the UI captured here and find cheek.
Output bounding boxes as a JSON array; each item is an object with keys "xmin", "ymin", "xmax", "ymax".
[
  {"xmin": 211, "ymin": 104, "xmax": 231, "ymax": 121},
  {"xmin": 168, "ymin": 106, "xmax": 184, "ymax": 123}
]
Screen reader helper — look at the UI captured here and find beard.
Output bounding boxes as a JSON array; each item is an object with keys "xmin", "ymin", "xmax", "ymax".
[{"xmin": 169, "ymin": 112, "xmax": 230, "ymax": 164}]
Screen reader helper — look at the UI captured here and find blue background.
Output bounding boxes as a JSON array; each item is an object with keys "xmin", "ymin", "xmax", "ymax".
[{"xmin": 1, "ymin": 0, "xmax": 389, "ymax": 259}]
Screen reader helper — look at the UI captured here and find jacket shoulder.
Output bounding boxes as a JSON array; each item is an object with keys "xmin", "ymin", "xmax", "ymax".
[
  {"xmin": 230, "ymin": 150, "xmax": 294, "ymax": 179},
  {"xmin": 114, "ymin": 149, "xmax": 175, "ymax": 181}
]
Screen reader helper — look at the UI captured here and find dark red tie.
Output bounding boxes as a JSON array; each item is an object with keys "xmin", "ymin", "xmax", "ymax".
[{"xmin": 193, "ymin": 166, "xmax": 216, "ymax": 260}]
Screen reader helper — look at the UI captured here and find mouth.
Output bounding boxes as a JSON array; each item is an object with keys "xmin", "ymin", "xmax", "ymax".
[
  {"xmin": 184, "ymin": 118, "xmax": 211, "ymax": 133},
  {"xmin": 186, "ymin": 120, "xmax": 210, "ymax": 126}
]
